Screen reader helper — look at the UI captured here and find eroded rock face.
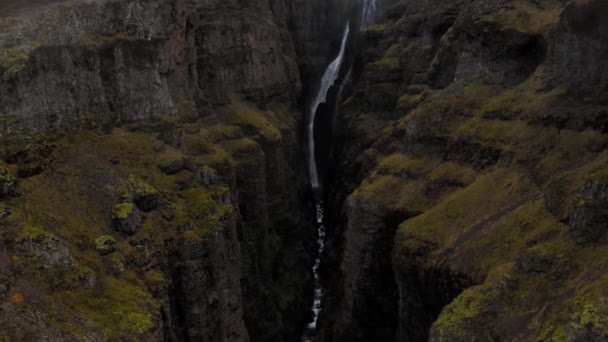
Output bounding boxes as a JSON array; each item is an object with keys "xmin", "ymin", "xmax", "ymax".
[
  {"xmin": 0, "ymin": 0, "xmax": 302, "ymax": 132},
  {"xmin": 0, "ymin": 0, "xmax": 328, "ymax": 340},
  {"xmin": 167, "ymin": 214, "xmax": 249, "ymax": 342},
  {"xmin": 0, "ymin": 165, "xmax": 16, "ymax": 198},
  {"xmin": 15, "ymin": 236, "xmax": 74, "ymax": 269},
  {"xmin": 323, "ymin": 0, "xmax": 608, "ymax": 341},
  {"xmin": 569, "ymin": 173, "xmax": 608, "ymax": 243}
]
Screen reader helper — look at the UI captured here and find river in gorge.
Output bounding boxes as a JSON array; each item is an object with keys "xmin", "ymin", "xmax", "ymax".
[{"xmin": 302, "ymin": 0, "xmax": 382, "ymax": 340}]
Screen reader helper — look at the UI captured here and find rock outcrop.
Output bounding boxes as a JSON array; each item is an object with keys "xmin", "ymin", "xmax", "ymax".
[
  {"xmin": 321, "ymin": 0, "xmax": 608, "ymax": 341},
  {"xmin": 0, "ymin": 0, "xmax": 338, "ymax": 340}
]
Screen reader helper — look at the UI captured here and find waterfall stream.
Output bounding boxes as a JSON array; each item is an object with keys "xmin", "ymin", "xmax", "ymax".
[
  {"xmin": 302, "ymin": 22, "xmax": 349, "ymax": 342},
  {"xmin": 307, "ymin": 22, "xmax": 350, "ymax": 190},
  {"xmin": 303, "ymin": 2, "xmax": 381, "ymax": 340},
  {"xmin": 361, "ymin": 0, "xmax": 381, "ymax": 28}
]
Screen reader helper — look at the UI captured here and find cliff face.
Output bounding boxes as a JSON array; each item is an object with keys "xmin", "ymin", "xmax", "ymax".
[
  {"xmin": 3, "ymin": 0, "xmax": 608, "ymax": 341},
  {"xmin": 322, "ymin": 0, "xmax": 608, "ymax": 341},
  {"xmin": 0, "ymin": 0, "xmax": 349, "ymax": 340}
]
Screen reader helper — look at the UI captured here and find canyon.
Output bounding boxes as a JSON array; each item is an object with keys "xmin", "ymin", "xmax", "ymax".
[{"xmin": 1, "ymin": 0, "xmax": 608, "ymax": 341}]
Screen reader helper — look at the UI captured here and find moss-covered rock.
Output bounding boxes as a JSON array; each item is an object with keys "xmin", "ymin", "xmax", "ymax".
[
  {"xmin": 568, "ymin": 171, "xmax": 608, "ymax": 243},
  {"xmin": 127, "ymin": 176, "xmax": 160, "ymax": 212},
  {"xmin": 15, "ymin": 236, "xmax": 74, "ymax": 269},
  {"xmin": 158, "ymin": 158, "xmax": 185, "ymax": 175},
  {"xmin": 112, "ymin": 203, "xmax": 142, "ymax": 235},
  {"xmin": 95, "ymin": 235, "xmax": 117, "ymax": 255},
  {"xmin": 0, "ymin": 162, "xmax": 16, "ymax": 197}
]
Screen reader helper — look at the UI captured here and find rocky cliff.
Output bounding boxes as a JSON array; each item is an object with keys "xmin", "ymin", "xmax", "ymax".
[
  {"xmin": 0, "ymin": 0, "xmax": 351, "ymax": 340},
  {"xmin": 320, "ymin": 0, "xmax": 608, "ymax": 341},
  {"xmin": 3, "ymin": 0, "xmax": 608, "ymax": 341}
]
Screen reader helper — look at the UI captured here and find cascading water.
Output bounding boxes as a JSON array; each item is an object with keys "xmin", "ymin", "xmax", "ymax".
[
  {"xmin": 303, "ymin": 2, "xmax": 381, "ymax": 340},
  {"xmin": 302, "ymin": 22, "xmax": 350, "ymax": 342},
  {"xmin": 361, "ymin": 0, "xmax": 382, "ymax": 28},
  {"xmin": 307, "ymin": 22, "xmax": 350, "ymax": 190}
]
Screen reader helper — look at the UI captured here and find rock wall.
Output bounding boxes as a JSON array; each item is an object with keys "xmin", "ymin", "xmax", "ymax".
[
  {"xmin": 322, "ymin": 0, "xmax": 608, "ymax": 341},
  {"xmin": 0, "ymin": 0, "xmax": 351, "ymax": 340}
]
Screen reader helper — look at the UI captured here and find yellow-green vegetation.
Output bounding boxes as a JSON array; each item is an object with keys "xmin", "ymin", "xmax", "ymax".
[
  {"xmin": 223, "ymin": 100, "xmax": 283, "ymax": 142},
  {"xmin": 16, "ymin": 222, "xmax": 56, "ymax": 242},
  {"xmin": 365, "ymin": 24, "xmax": 387, "ymax": 34},
  {"xmin": 176, "ymin": 99, "xmax": 199, "ymax": 122},
  {"xmin": 428, "ymin": 162, "xmax": 477, "ymax": 186},
  {"xmin": 59, "ymin": 275, "xmax": 157, "ymax": 336},
  {"xmin": 128, "ymin": 175, "xmax": 158, "ymax": 197},
  {"xmin": 353, "ymin": 154, "xmax": 438, "ymax": 211},
  {"xmin": 396, "ymin": 93, "xmax": 425, "ymax": 113},
  {"xmin": 144, "ymin": 270, "xmax": 165, "ymax": 285},
  {"xmin": 481, "ymin": 71, "xmax": 566, "ymax": 120},
  {"xmin": 0, "ymin": 103, "xmax": 287, "ymax": 338},
  {"xmin": 95, "ymin": 236, "xmax": 116, "ymax": 254},
  {"xmin": 112, "ymin": 203, "xmax": 135, "ymax": 219},
  {"xmin": 398, "ymin": 169, "xmax": 536, "ymax": 248},
  {"xmin": 489, "ymin": 0, "xmax": 564, "ymax": 34},
  {"xmin": 432, "ymin": 286, "xmax": 489, "ymax": 339},
  {"xmin": 174, "ymin": 185, "xmax": 233, "ymax": 241},
  {"xmin": 0, "ymin": 48, "xmax": 30, "ymax": 74}
]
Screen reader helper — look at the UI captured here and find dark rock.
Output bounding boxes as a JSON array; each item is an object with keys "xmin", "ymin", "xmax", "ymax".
[
  {"xmin": 568, "ymin": 173, "xmax": 608, "ymax": 244},
  {"xmin": 15, "ymin": 236, "xmax": 74, "ymax": 269},
  {"xmin": 0, "ymin": 164, "xmax": 16, "ymax": 198},
  {"xmin": 129, "ymin": 177, "xmax": 160, "ymax": 212},
  {"xmin": 200, "ymin": 166, "xmax": 220, "ymax": 187},
  {"xmin": 183, "ymin": 158, "xmax": 198, "ymax": 173},
  {"xmin": 158, "ymin": 158, "xmax": 185, "ymax": 175},
  {"xmin": 95, "ymin": 236, "xmax": 117, "ymax": 255},
  {"xmin": 111, "ymin": 203, "xmax": 142, "ymax": 235}
]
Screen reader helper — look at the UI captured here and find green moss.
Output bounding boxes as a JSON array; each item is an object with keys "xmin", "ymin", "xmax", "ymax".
[
  {"xmin": 433, "ymin": 287, "xmax": 486, "ymax": 339},
  {"xmin": 95, "ymin": 236, "xmax": 117, "ymax": 255},
  {"xmin": 174, "ymin": 186, "xmax": 233, "ymax": 241},
  {"xmin": 365, "ymin": 24, "xmax": 386, "ymax": 33},
  {"xmin": 112, "ymin": 203, "xmax": 135, "ymax": 220},
  {"xmin": 176, "ymin": 99, "xmax": 199, "ymax": 122},
  {"xmin": 223, "ymin": 101, "xmax": 282, "ymax": 142},
  {"xmin": 396, "ymin": 93, "xmax": 424, "ymax": 113},
  {"xmin": 489, "ymin": 0, "xmax": 564, "ymax": 34},
  {"xmin": 60, "ymin": 275, "xmax": 157, "ymax": 337},
  {"xmin": 144, "ymin": 270, "xmax": 165, "ymax": 284},
  {"xmin": 0, "ymin": 48, "xmax": 30, "ymax": 74},
  {"xmin": 373, "ymin": 56, "xmax": 400, "ymax": 69},
  {"xmin": 129, "ymin": 176, "xmax": 157, "ymax": 194},
  {"xmin": 590, "ymin": 167, "xmax": 608, "ymax": 182},
  {"xmin": 377, "ymin": 154, "xmax": 433, "ymax": 177},
  {"xmin": 428, "ymin": 162, "xmax": 477, "ymax": 186},
  {"xmin": 17, "ymin": 223, "xmax": 55, "ymax": 242},
  {"xmin": 480, "ymin": 73, "xmax": 565, "ymax": 120}
]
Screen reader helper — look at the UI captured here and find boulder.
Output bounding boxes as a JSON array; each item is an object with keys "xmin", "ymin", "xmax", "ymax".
[
  {"xmin": 95, "ymin": 235, "xmax": 117, "ymax": 255},
  {"xmin": 158, "ymin": 158, "xmax": 185, "ymax": 175},
  {"xmin": 128, "ymin": 176, "xmax": 160, "ymax": 212},
  {"xmin": 15, "ymin": 236, "xmax": 73, "ymax": 269},
  {"xmin": 112, "ymin": 203, "xmax": 142, "ymax": 235}
]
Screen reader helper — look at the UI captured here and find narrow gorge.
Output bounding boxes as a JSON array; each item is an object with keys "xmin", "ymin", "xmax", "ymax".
[{"xmin": 1, "ymin": 0, "xmax": 608, "ymax": 341}]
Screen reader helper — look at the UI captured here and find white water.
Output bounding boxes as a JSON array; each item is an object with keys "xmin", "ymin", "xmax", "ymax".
[
  {"xmin": 361, "ymin": 0, "xmax": 382, "ymax": 28},
  {"xmin": 302, "ymin": 203, "xmax": 326, "ymax": 342},
  {"xmin": 307, "ymin": 22, "xmax": 350, "ymax": 190},
  {"xmin": 303, "ymin": 4, "xmax": 381, "ymax": 341}
]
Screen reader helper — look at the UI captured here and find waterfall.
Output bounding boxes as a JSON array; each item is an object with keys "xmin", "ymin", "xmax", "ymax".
[
  {"xmin": 307, "ymin": 22, "xmax": 350, "ymax": 190},
  {"xmin": 301, "ymin": 202, "xmax": 326, "ymax": 342},
  {"xmin": 303, "ymin": 4, "xmax": 381, "ymax": 341},
  {"xmin": 361, "ymin": 0, "xmax": 382, "ymax": 28}
]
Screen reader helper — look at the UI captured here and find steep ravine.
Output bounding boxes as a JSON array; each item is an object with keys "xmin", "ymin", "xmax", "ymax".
[{"xmin": 1, "ymin": 0, "xmax": 608, "ymax": 341}]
